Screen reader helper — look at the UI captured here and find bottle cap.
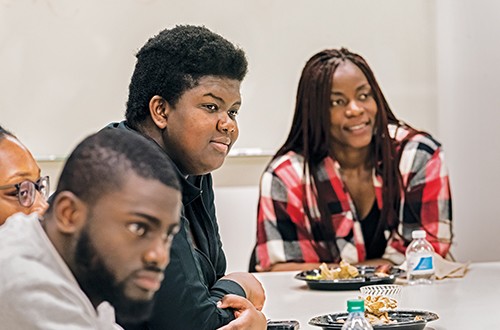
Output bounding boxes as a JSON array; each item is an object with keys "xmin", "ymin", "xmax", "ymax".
[
  {"xmin": 412, "ymin": 230, "xmax": 426, "ymax": 239},
  {"xmin": 346, "ymin": 299, "xmax": 365, "ymax": 313}
]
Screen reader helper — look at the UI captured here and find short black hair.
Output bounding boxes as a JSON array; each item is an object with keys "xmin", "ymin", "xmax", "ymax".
[
  {"xmin": 125, "ymin": 25, "xmax": 248, "ymax": 129},
  {"xmin": 53, "ymin": 129, "xmax": 180, "ymax": 205}
]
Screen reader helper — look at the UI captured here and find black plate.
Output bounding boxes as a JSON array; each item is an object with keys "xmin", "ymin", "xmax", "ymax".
[
  {"xmin": 309, "ymin": 310, "xmax": 439, "ymax": 330},
  {"xmin": 294, "ymin": 266, "xmax": 403, "ymax": 290}
]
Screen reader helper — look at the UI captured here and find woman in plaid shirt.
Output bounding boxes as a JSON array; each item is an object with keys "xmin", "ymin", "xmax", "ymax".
[{"xmin": 254, "ymin": 48, "xmax": 453, "ymax": 272}]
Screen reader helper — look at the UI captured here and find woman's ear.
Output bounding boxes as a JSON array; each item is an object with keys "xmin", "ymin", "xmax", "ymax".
[
  {"xmin": 52, "ymin": 191, "xmax": 88, "ymax": 234},
  {"xmin": 149, "ymin": 95, "xmax": 171, "ymax": 130}
]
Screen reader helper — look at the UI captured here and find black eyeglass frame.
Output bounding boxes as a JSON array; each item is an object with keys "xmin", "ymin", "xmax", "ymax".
[{"xmin": 0, "ymin": 176, "xmax": 50, "ymax": 207}]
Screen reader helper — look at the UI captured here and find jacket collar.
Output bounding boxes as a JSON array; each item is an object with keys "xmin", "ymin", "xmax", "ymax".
[{"xmin": 106, "ymin": 121, "xmax": 202, "ymax": 205}]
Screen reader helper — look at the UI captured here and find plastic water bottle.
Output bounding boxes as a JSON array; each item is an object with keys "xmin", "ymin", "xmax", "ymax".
[
  {"xmin": 406, "ymin": 230, "xmax": 435, "ymax": 285},
  {"xmin": 341, "ymin": 299, "xmax": 373, "ymax": 330}
]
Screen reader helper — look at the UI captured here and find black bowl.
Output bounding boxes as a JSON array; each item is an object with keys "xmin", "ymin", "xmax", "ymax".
[
  {"xmin": 309, "ymin": 310, "xmax": 439, "ymax": 330},
  {"xmin": 294, "ymin": 266, "xmax": 403, "ymax": 291}
]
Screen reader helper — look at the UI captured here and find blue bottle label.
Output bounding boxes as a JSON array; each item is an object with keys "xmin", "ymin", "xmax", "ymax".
[
  {"xmin": 414, "ymin": 256, "xmax": 433, "ymax": 271},
  {"xmin": 408, "ymin": 255, "xmax": 434, "ymax": 274}
]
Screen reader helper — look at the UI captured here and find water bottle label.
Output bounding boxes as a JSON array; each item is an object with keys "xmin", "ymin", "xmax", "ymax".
[{"xmin": 408, "ymin": 255, "xmax": 434, "ymax": 274}]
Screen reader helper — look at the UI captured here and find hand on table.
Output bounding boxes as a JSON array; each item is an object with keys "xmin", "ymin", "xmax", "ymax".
[
  {"xmin": 216, "ymin": 294, "xmax": 267, "ymax": 330},
  {"xmin": 221, "ymin": 272, "xmax": 265, "ymax": 310}
]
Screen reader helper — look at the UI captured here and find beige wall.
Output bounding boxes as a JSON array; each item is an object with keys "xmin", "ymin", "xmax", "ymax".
[
  {"xmin": 1, "ymin": 0, "xmax": 437, "ymax": 158},
  {"xmin": 12, "ymin": 0, "xmax": 440, "ymax": 271},
  {"xmin": 13, "ymin": 0, "xmax": 500, "ymax": 272},
  {"xmin": 436, "ymin": 0, "xmax": 500, "ymax": 262},
  {"xmin": 38, "ymin": 154, "xmax": 271, "ymax": 192}
]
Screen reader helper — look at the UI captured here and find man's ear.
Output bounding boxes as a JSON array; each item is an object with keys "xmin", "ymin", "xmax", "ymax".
[
  {"xmin": 149, "ymin": 95, "xmax": 171, "ymax": 130},
  {"xmin": 52, "ymin": 191, "xmax": 88, "ymax": 234}
]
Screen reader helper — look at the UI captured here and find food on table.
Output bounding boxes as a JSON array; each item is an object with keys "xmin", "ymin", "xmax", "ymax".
[
  {"xmin": 347, "ymin": 295, "xmax": 425, "ymax": 325},
  {"xmin": 317, "ymin": 261, "xmax": 360, "ymax": 280},
  {"xmin": 303, "ymin": 261, "xmax": 396, "ymax": 282},
  {"xmin": 373, "ymin": 264, "xmax": 392, "ymax": 278},
  {"xmin": 363, "ymin": 295, "xmax": 398, "ymax": 325}
]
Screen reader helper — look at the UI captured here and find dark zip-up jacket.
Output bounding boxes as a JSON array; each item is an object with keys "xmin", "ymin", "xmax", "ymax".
[{"xmin": 106, "ymin": 122, "xmax": 246, "ymax": 330}]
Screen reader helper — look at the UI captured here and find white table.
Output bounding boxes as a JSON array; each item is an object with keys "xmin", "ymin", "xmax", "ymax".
[{"xmin": 254, "ymin": 262, "xmax": 500, "ymax": 329}]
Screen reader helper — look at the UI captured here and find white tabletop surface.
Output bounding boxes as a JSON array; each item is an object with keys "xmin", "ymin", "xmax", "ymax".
[{"xmin": 254, "ymin": 262, "xmax": 500, "ymax": 329}]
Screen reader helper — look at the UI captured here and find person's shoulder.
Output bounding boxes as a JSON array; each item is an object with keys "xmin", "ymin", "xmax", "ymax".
[
  {"xmin": 0, "ymin": 269, "xmax": 98, "ymax": 329},
  {"xmin": 0, "ymin": 253, "xmax": 86, "ymax": 318},
  {"xmin": 390, "ymin": 124, "xmax": 442, "ymax": 154},
  {"xmin": 0, "ymin": 219, "xmax": 103, "ymax": 328},
  {"xmin": 0, "ymin": 251, "xmax": 95, "ymax": 323},
  {"xmin": 0, "ymin": 243, "xmax": 71, "ymax": 292},
  {"xmin": 0, "ymin": 215, "xmax": 82, "ymax": 300},
  {"xmin": 0, "ymin": 213, "xmax": 40, "ymax": 253},
  {"xmin": 267, "ymin": 151, "xmax": 304, "ymax": 171}
]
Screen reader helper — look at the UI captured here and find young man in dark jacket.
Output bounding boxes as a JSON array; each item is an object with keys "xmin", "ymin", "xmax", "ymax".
[{"xmin": 106, "ymin": 25, "xmax": 266, "ymax": 330}]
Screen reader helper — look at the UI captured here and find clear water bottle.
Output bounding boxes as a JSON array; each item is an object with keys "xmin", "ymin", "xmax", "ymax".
[
  {"xmin": 341, "ymin": 299, "xmax": 373, "ymax": 330},
  {"xmin": 406, "ymin": 229, "xmax": 435, "ymax": 285}
]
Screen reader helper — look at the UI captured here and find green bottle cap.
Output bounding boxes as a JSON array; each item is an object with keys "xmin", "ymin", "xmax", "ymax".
[{"xmin": 346, "ymin": 299, "xmax": 365, "ymax": 313}]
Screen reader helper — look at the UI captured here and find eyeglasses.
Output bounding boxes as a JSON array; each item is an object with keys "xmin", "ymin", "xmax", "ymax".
[{"xmin": 0, "ymin": 176, "xmax": 50, "ymax": 207}]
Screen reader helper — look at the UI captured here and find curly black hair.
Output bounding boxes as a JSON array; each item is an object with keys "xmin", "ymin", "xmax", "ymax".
[
  {"xmin": 125, "ymin": 25, "xmax": 248, "ymax": 129},
  {"xmin": 52, "ymin": 129, "xmax": 180, "ymax": 206}
]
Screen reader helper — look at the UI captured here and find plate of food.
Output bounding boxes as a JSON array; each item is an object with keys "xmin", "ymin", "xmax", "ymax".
[
  {"xmin": 310, "ymin": 289, "xmax": 438, "ymax": 330},
  {"xmin": 308, "ymin": 310, "xmax": 439, "ymax": 330},
  {"xmin": 294, "ymin": 261, "xmax": 403, "ymax": 290}
]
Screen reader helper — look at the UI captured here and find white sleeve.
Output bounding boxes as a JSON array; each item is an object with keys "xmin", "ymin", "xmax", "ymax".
[{"xmin": 0, "ymin": 281, "xmax": 101, "ymax": 330}]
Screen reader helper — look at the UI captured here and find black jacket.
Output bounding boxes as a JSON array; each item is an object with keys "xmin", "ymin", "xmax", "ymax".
[{"xmin": 106, "ymin": 122, "xmax": 245, "ymax": 330}]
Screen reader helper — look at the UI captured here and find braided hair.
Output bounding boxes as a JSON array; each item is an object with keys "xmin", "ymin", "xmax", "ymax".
[{"xmin": 275, "ymin": 48, "xmax": 419, "ymax": 261}]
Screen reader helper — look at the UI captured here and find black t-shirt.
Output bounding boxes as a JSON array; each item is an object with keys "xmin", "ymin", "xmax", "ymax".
[{"xmin": 360, "ymin": 201, "xmax": 387, "ymax": 259}]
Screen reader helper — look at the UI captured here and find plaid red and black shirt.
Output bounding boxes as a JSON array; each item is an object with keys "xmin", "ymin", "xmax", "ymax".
[{"xmin": 255, "ymin": 125, "xmax": 452, "ymax": 270}]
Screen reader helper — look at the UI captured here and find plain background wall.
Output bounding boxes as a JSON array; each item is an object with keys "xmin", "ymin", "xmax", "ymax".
[
  {"xmin": 436, "ymin": 0, "xmax": 500, "ymax": 263},
  {"xmin": 0, "ymin": 0, "xmax": 437, "ymax": 157},
  {"xmin": 2, "ymin": 1, "xmax": 499, "ymax": 272},
  {"xmin": 1, "ymin": 0, "xmax": 439, "ymax": 273}
]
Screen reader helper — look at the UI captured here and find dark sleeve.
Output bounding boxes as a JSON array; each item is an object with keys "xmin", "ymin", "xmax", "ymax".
[
  {"xmin": 145, "ymin": 217, "xmax": 246, "ymax": 330},
  {"xmin": 202, "ymin": 174, "xmax": 227, "ymax": 279}
]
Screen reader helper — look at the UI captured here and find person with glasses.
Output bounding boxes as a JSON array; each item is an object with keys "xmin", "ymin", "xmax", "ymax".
[
  {"xmin": 0, "ymin": 125, "xmax": 49, "ymax": 225},
  {"xmin": 0, "ymin": 129, "xmax": 182, "ymax": 329}
]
